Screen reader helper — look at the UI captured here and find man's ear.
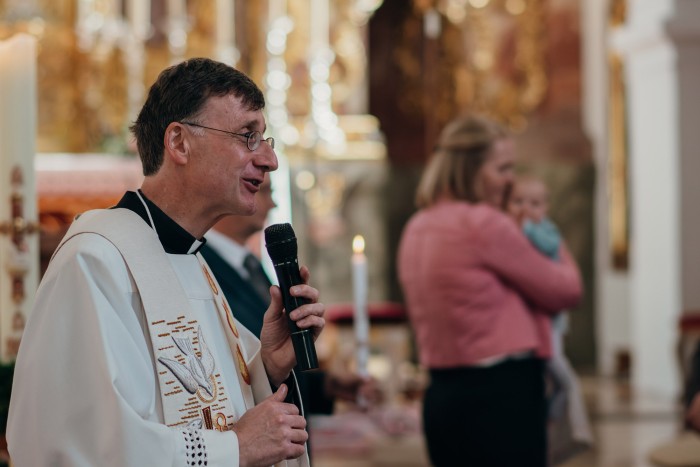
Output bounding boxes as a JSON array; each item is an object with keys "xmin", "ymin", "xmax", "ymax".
[{"xmin": 164, "ymin": 122, "xmax": 189, "ymax": 166}]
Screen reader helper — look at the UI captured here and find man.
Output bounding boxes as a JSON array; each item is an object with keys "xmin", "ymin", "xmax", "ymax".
[
  {"xmin": 7, "ymin": 58, "xmax": 324, "ymax": 467},
  {"xmin": 201, "ymin": 177, "xmax": 380, "ymax": 424},
  {"xmin": 685, "ymin": 344, "xmax": 700, "ymax": 432},
  {"xmin": 201, "ymin": 175, "xmax": 278, "ymax": 338}
]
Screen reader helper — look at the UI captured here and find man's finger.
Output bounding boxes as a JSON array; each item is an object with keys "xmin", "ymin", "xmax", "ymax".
[{"xmin": 271, "ymin": 384, "xmax": 288, "ymax": 402}]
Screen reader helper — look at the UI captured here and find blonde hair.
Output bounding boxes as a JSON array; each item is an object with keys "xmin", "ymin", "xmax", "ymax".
[{"xmin": 415, "ymin": 114, "xmax": 509, "ymax": 208}]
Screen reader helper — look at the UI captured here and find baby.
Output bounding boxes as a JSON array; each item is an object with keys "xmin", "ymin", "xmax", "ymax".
[
  {"xmin": 505, "ymin": 175, "xmax": 560, "ymax": 260},
  {"xmin": 505, "ymin": 174, "xmax": 593, "ymax": 460}
]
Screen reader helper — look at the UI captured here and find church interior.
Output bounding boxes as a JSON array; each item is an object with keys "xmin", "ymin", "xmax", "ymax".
[{"xmin": 1, "ymin": 0, "xmax": 699, "ymax": 465}]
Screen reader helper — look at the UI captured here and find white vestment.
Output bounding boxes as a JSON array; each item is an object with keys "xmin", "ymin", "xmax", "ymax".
[{"xmin": 7, "ymin": 208, "xmax": 308, "ymax": 467}]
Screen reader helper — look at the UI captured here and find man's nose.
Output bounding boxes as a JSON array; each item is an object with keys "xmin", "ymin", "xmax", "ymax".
[{"xmin": 255, "ymin": 144, "xmax": 279, "ymax": 172}]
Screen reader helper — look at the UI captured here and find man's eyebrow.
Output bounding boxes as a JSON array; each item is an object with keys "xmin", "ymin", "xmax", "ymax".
[{"xmin": 236, "ymin": 118, "xmax": 265, "ymax": 132}]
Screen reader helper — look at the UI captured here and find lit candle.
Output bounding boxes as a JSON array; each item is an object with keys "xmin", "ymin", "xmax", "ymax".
[
  {"xmin": 352, "ymin": 235, "xmax": 369, "ymax": 376},
  {"xmin": 0, "ymin": 34, "xmax": 38, "ymax": 363}
]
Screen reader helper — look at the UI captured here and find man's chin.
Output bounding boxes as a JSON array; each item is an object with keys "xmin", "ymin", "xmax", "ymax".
[
  {"xmin": 240, "ymin": 203, "xmax": 257, "ymax": 217},
  {"xmin": 219, "ymin": 203, "xmax": 255, "ymax": 218}
]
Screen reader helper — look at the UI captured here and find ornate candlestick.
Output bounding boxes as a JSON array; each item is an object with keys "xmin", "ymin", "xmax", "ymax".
[{"xmin": 0, "ymin": 167, "xmax": 39, "ymax": 361}]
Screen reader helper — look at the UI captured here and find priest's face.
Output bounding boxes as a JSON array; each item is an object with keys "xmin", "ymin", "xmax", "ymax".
[{"xmin": 186, "ymin": 94, "xmax": 278, "ymax": 218}]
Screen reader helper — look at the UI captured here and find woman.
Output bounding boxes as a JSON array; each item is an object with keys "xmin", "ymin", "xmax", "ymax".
[{"xmin": 397, "ymin": 114, "xmax": 582, "ymax": 466}]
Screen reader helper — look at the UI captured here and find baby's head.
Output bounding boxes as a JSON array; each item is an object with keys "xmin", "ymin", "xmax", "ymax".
[{"xmin": 505, "ymin": 175, "xmax": 549, "ymax": 223}]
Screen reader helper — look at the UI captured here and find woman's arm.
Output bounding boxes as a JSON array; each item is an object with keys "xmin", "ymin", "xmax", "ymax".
[{"xmin": 478, "ymin": 210, "xmax": 583, "ymax": 313}]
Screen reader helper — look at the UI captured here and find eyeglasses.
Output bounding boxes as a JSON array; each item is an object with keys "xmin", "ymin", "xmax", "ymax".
[{"xmin": 180, "ymin": 121, "xmax": 275, "ymax": 151}]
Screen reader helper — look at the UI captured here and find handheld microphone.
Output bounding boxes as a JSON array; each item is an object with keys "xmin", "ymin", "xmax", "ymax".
[{"xmin": 264, "ymin": 223, "xmax": 319, "ymax": 372}]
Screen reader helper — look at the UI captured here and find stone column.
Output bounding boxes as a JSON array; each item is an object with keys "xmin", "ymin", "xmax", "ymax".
[{"xmin": 611, "ymin": 0, "xmax": 700, "ymax": 398}]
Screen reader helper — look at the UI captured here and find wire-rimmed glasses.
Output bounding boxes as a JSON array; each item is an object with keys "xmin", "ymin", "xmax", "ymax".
[{"xmin": 180, "ymin": 121, "xmax": 275, "ymax": 151}]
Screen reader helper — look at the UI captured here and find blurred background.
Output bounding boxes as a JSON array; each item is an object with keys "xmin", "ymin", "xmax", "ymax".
[{"xmin": 1, "ymin": 0, "xmax": 699, "ymax": 465}]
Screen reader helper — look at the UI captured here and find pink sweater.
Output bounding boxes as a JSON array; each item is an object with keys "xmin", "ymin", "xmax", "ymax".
[{"xmin": 397, "ymin": 200, "xmax": 582, "ymax": 368}]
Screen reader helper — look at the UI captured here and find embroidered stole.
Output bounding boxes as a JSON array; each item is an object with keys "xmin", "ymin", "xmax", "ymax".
[{"xmin": 55, "ymin": 209, "xmax": 254, "ymax": 430}]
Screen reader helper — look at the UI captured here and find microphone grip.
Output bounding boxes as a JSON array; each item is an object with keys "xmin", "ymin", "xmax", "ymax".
[{"xmin": 272, "ymin": 260, "xmax": 319, "ymax": 371}]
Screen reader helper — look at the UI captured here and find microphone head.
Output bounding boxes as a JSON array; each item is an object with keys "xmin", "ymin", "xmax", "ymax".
[{"xmin": 265, "ymin": 223, "xmax": 298, "ymax": 262}]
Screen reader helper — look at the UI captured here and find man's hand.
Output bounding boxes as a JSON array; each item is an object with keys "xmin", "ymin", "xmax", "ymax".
[
  {"xmin": 233, "ymin": 385, "xmax": 307, "ymax": 467},
  {"xmin": 260, "ymin": 266, "xmax": 325, "ymax": 386}
]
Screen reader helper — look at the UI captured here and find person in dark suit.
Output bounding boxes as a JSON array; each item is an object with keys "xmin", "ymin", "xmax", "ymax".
[
  {"xmin": 200, "ymin": 175, "xmax": 380, "ymax": 428},
  {"xmin": 685, "ymin": 342, "xmax": 700, "ymax": 432}
]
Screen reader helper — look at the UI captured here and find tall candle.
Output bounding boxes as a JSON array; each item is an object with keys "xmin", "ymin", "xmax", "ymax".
[
  {"xmin": 128, "ymin": 0, "xmax": 151, "ymax": 39},
  {"xmin": 269, "ymin": 0, "xmax": 286, "ymax": 19},
  {"xmin": 76, "ymin": 0, "xmax": 93, "ymax": 38},
  {"xmin": 106, "ymin": 0, "xmax": 123, "ymax": 22},
  {"xmin": 168, "ymin": 0, "xmax": 186, "ymax": 25},
  {"xmin": 216, "ymin": 0, "xmax": 237, "ymax": 64},
  {"xmin": 352, "ymin": 235, "xmax": 369, "ymax": 376},
  {"xmin": 0, "ymin": 34, "xmax": 39, "ymax": 363},
  {"xmin": 309, "ymin": 0, "xmax": 329, "ymax": 52}
]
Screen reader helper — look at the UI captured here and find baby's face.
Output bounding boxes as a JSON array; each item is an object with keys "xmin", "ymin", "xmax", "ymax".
[{"xmin": 506, "ymin": 179, "xmax": 549, "ymax": 223}]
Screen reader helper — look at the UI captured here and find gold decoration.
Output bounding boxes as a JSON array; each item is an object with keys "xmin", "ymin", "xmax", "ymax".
[
  {"xmin": 608, "ymin": 0, "xmax": 629, "ymax": 270},
  {"xmin": 1, "ymin": 0, "xmax": 384, "ymax": 153},
  {"xmin": 235, "ymin": 344, "xmax": 251, "ymax": 385},
  {"xmin": 1, "ymin": 167, "xmax": 39, "ymax": 307},
  {"xmin": 202, "ymin": 265, "xmax": 219, "ymax": 296},
  {"xmin": 195, "ymin": 375, "xmax": 218, "ymax": 404},
  {"xmin": 186, "ymin": 0, "xmax": 216, "ymax": 59},
  {"xmin": 609, "ymin": 0, "xmax": 626, "ymax": 27},
  {"xmin": 395, "ymin": 0, "xmax": 548, "ymax": 130},
  {"xmin": 461, "ymin": 0, "xmax": 547, "ymax": 129},
  {"xmin": 224, "ymin": 301, "xmax": 240, "ymax": 338}
]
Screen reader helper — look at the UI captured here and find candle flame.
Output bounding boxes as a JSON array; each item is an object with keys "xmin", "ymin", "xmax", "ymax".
[{"xmin": 352, "ymin": 235, "xmax": 365, "ymax": 254}]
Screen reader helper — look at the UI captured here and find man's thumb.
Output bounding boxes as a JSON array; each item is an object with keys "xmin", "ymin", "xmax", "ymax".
[
  {"xmin": 262, "ymin": 286, "xmax": 285, "ymax": 324},
  {"xmin": 272, "ymin": 383, "xmax": 288, "ymax": 401}
]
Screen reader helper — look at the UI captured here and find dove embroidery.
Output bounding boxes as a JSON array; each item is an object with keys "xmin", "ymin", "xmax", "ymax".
[{"xmin": 158, "ymin": 326, "xmax": 216, "ymax": 397}]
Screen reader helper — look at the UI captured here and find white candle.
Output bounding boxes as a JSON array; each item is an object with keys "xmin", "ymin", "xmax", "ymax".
[
  {"xmin": 0, "ymin": 34, "xmax": 39, "ymax": 364},
  {"xmin": 105, "ymin": 0, "xmax": 122, "ymax": 21},
  {"xmin": 125, "ymin": 0, "xmax": 149, "ymax": 122},
  {"xmin": 167, "ymin": 0, "xmax": 187, "ymax": 64},
  {"xmin": 128, "ymin": 0, "xmax": 151, "ymax": 39},
  {"xmin": 76, "ymin": 0, "xmax": 97, "ymax": 50},
  {"xmin": 309, "ymin": 0, "xmax": 329, "ymax": 52},
  {"xmin": 168, "ymin": 0, "xmax": 186, "ymax": 24},
  {"xmin": 216, "ymin": 0, "xmax": 238, "ymax": 65},
  {"xmin": 216, "ymin": 0, "xmax": 234, "ymax": 47},
  {"xmin": 269, "ymin": 0, "xmax": 286, "ymax": 19},
  {"xmin": 352, "ymin": 235, "xmax": 369, "ymax": 376}
]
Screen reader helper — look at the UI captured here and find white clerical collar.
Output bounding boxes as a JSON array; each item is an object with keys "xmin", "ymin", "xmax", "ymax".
[
  {"xmin": 187, "ymin": 239, "xmax": 204, "ymax": 254},
  {"xmin": 204, "ymin": 229, "xmax": 251, "ymax": 278}
]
